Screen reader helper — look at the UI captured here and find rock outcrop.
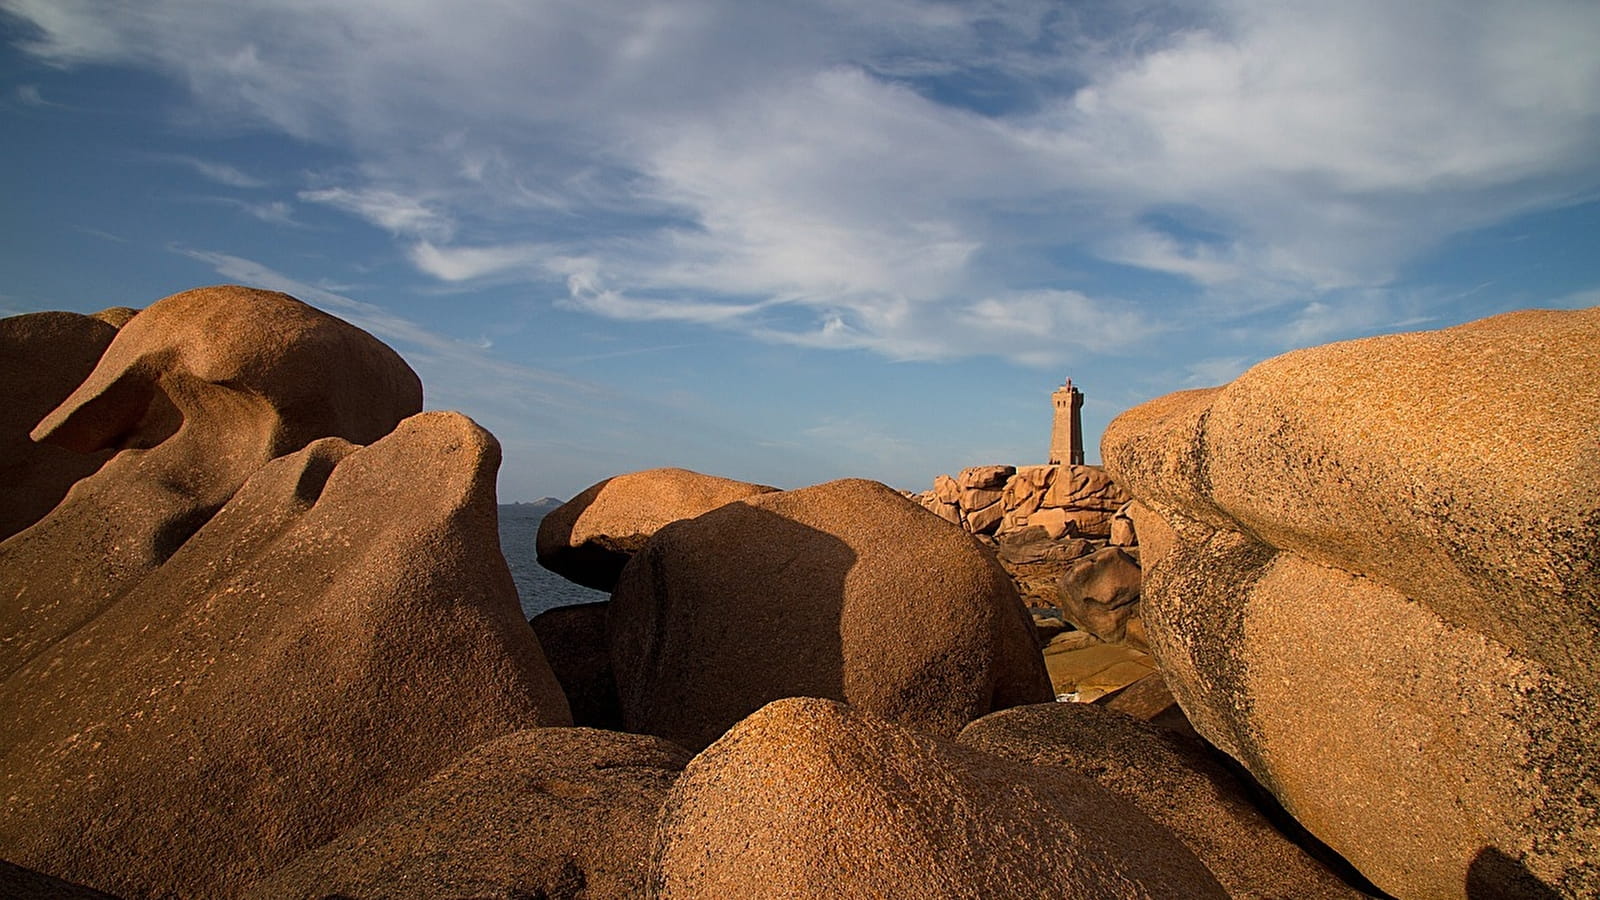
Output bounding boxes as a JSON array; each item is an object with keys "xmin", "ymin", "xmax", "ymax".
[
  {"xmin": 0, "ymin": 311, "xmax": 120, "ymax": 542},
  {"xmin": 1103, "ymin": 306, "xmax": 1600, "ymax": 899},
  {"xmin": 916, "ymin": 463, "xmax": 1129, "ymax": 538},
  {"xmin": 959, "ymin": 702, "xmax": 1366, "ymax": 900},
  {"xmin": 251, "ymin": 728, "xmax": 688, "ymax": 900},
  {"xmin": 609, "ymin": 478, "xmax": 1052, "ymax": 750},
  {"xmin": 0, "ymin": 412, "xmax": 571, "ymax": 898},
  {"xmin": 536, "ymin": 467, "xmax": 776, "ymax": 592},
  {"xmin": 649, "ymin": 697, "xmax": 1227, "ymax": 899},
  {"xmin": 0, "ymin": 286, "xmax": 423, "ymax": 678}
]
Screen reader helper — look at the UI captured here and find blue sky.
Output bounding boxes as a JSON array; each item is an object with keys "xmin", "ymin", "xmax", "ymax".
[{"xmin": 3, "ymin": 0, "xmax": 1598, "ymax": 501}]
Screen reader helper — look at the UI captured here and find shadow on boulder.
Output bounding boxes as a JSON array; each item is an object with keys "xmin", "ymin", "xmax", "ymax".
[
  {"xmin": 609, "ymin": 479, "xmax": 1051, "ymax": 752},
  {"xmin": 1465, "ymin": 847, "xmax": 1561, "ymax": 900}
]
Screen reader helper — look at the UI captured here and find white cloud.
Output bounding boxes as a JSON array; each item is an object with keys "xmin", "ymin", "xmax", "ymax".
[
  {"xmin": 10, "ymin": 0, "xmax": 1600, "ymax": 364},
  {"xmin": 408, "ymin": 241, "xmax": 549, "ymax": 282},
  {"xmin": 299, "ymin": 187, "xmax": 453, "ymax": 239},
  {"xmin": 149, "ymin": 154, "xmax": 266, "ymax": 188},
  {"xmin": 217, "ymin": 198, "xmax": 298, "ymax": 226}
]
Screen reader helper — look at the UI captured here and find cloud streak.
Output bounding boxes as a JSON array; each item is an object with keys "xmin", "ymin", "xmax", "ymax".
[{"xmin": 9, "ymin": 0, "xmax": 1599, "ymax": 367}]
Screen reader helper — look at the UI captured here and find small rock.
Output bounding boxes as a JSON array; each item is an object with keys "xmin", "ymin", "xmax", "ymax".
[
  {"xmin": 1058, "ymin": 546, "xmax": 1143, "ymax": 643},
  {"xmin": 958, "ymin": 464, "xmax": 1015, "ymax": 491}
]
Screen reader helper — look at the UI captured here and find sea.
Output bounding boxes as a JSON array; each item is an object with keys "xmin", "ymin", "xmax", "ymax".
[{"xmin": 497, "ymin": 502, "xmax": 609, "ymax": 619}]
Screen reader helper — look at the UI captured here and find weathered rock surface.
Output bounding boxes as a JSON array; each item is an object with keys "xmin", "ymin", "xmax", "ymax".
[
  {"xmin": 530, "ymin": 600, "xmax": 622, "ymax": 729},
  {"xmin": 251, "ymin": 728, "xmax": 688, "ymax": 900},
  {"xmin": 960, "ymin": 702, "xmax": 1365, "ymax": 900},
  {"xmin": 1058, "ymin": 546, "xmax": 1143, "ymax": 643},
  {"xmin": 1103, "ymin": 306, "xmax": 1600, "ymax": 899},
  {"xmin": 609, "ymin": 478, "xmax": 1052, "ymax": 750},
  {"xmin": 649, "ymin": 697, "xmax": 1227, "ymax": 899},
  {"xmin": 536, "ymin": 467, "xmax": 776, "ymax": 592},
  {"xmin": 0, "ymin": 412, "xmax": 571, "ymax": 899},
  {"xmin": 0, "ymin": 286, "xmax": 422, "ymax": 678},
  {"xmin": 0, "ymin": 311, "xmax": 119, "ymax": 542}
]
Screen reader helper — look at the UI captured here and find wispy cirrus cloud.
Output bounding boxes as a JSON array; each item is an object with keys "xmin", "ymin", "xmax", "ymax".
[
  {"xmin": 299, "ymin": 187, "xmax": 454, "ymax": 239},
  {"xmin": 146, "ymin": 153, "xmax": 267, "ymax": 188}
]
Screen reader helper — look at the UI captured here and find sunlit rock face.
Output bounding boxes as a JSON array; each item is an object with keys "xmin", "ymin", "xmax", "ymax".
[
  {"xmin": 959, "ymin": 702, "xmax": 1367, "ymax": 900},
  {"xmin": 1103, "ymin": 306, "xmax": 1600, "ymax": 900},
  {"xmin": 0, "ymin": 285, "xmax": 424, "ymax": 678},
  {"xmin": 0, "ymin": 289, "xmax": 572, "ymax": 899},
  {"xmin": 649, "ymin": 697, "xmax": 1228, "ymax": 899},
  {"xmin": 608, "ymin": 478, "xmax": 1053, "ymax": 751},
  {"xmin": 248, "ymin": 727, "xmax": 687, "ymax": 900},
  {"xmin": 536, "ymin": 467, "xmax": 777, "ymax": 592},
  {"xmin": 913, "ymin": 463, "xmax": 1131, "ymax": 538}
]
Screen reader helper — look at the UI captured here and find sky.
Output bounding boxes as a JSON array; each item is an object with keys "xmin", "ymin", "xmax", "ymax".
[{"xmin": 2, "ymin": 0, "xmax": 1598, "ymax": 502}]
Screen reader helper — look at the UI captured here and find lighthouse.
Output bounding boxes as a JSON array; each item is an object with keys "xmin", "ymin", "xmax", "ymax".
[{"xmin": 1049, "ymin": 377, "xmax": 1084, "ymax": 466}]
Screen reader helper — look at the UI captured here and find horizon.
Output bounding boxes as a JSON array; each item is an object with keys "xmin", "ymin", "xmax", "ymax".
[{"xmin": 4, "ymin": 1, "xmax": 1598, "ymax": 501}]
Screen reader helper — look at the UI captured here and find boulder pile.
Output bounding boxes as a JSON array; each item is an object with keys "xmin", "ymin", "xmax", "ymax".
[
  {"xmin": 608, "ymin": 478, "xmax": 1053, "ymax": 750},
  {"xmin": 536, "ymin": 467, "xmax": 776, "ymax": 591},
  {"xmin": 10, "ymin": 287, "xmax": 1589, "ymax": 900},
  {"xmin": 914, "ymin": 462, "xmax": 1130, "ymax": 538}
]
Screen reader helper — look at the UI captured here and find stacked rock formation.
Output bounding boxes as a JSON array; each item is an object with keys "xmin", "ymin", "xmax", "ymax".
[
  {"xmin": 0, "ymin": 287, "xmax": 571, "ymax": 899},
  {"xmin": 915, "ymin": 462, "xmax": 1130, "ymax": 538},
  {"xmin": 28, "ymin": 286, "xmax": 1578, "ymax": 899},
  {"xmin": 1103, "ymin": 306, "xmax": 1600, "ymax": 899},
  {"xmin": 535, "ymin": 467, "xmax": 777, "ymax": 591}
]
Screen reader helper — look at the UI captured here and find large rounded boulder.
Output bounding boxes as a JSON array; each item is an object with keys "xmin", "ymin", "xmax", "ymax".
[
  {"xmin": 1102, "ymin": 306, "xmax": 1600, "ymax": 899},
  {"xmin": 0, "ymin": 413, "xmax": 571, "ymax": 899},
  {"xmin": 0, "ymin": 285, "xmax": 422, "ymax": 678},
  {"xmin": 251, "ymin": 728, "xmax": 689, "ymax": 900},
  {"xmin": 608, "ymin": 478, "xmax": 1052, "ymax": 750},
  {"xmin": 649, "ymin": 697, "xmax": 1227, "ymax": 898},
  {"xmin": 536, "ymin": 467, "xmax": 777, "ymax": 591}
]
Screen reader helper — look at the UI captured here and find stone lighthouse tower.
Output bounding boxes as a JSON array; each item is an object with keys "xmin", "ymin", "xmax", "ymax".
[{"xmin": 1049, "ymin": 377, "xmax": 1084, "ymax": 466}]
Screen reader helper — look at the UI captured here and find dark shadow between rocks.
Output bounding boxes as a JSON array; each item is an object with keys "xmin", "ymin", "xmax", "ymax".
[
  {"xmin": 535, "ymin": 477, "xmax": 615, "ymax": 591},
  {"xmin": 0, "ymin": 859, "xmax": 122, "ymax": 900},
  {"xmin": 531, "ymin": 601, "xmax": 622, "ymax": 730},
  {"xmin": 0, "ymin": 311, "xmax": 119, "ymax": 542},
  {"xmin": 1466, "ymin": 846, "xmax": 1561, "ymax": 899},
  {"xmin": 608, "ymin": 503, "xmax": 852, "ymax": 752}
]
